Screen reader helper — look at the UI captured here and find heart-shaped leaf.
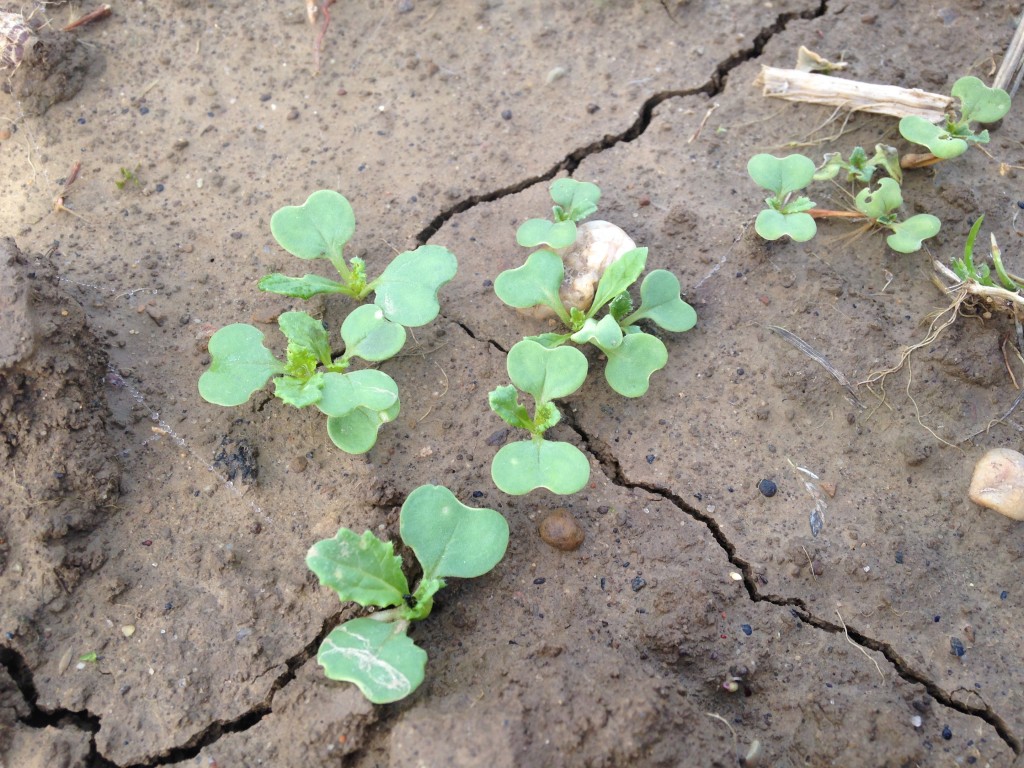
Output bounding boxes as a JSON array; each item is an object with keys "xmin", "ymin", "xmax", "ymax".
[
  {"xmin": 258, "ymin": 273, "xmax": 348, "ymax": 299},
  {"xmin": 400, "ymin": 485, "xmax": 509, "ymax": 580},
  {"xmin": 270, "ymin": 190, "xmax": 356, "ymax": 262},
  {"xmin": 747, "ymin": 154, "xmax": 816, "ymax": 197},
  {"xmin": 506, "ymin": 339, "xmax": 588, "ymax": 403},
  {"xmin": 898, "ymin": 116, "xmax": 968, "ymax": 159},
  {"xmin": 317, "ymin": 370, "xmax": 399, "ymax": 417},
  {"xmin": 885, "ymin": 214, "xmax": 941, "ymax": 253},
  {"xmin": 307, "ymin": 528, "xmax": 409, "ymax": 608},
  {"xmin": 317, "ymin": 618, "xmax": 426, "ymax": 704},
  {"xmin": 549, "ymin": 178, "xmax": 600, "ymax": 222},
  {"xmin": 516, "ymin": 218, "xmax": 577, "ymax": 249},
  {"xmin": 491, "ymin": 439, "xmax": 590, "ymax": 495},
  {"xmin": 601, "ymin": 332, "xmax": 668, "ymax": 398},
  {"xmin": 373, "ymin": 245, "xmax": 458, "ymax": 327},
  {"xmin": 199, "ymin": 324, "xmax": 285, "ymax": 406},
  {"xmin": 571, "ymin": 315, "xmax": 624, "ymax": 349},
  {"xmin": 589, "ymin": 247, "xmax": 648, "ymax": 315},
  {"xmin": 855, "ymin": 177, "xmax": 903, "ymax": 221},
  {"xmin": 274, "ymin": 371, "xmax": 325, "ymax": 408},
  {"xmin": 326, "ymin": 397, "xmax": 400, "ymax": 454},
  {"xmin": 625, "ymin": 270, "xmax": 697, "ymax": 332},
  {"xmin": 952, "ymin": 76, "xmax": 1011, "ymax": 124},
  {"xmin": 494, "ymin": 250, "xmax": 567, "ymax": 318},
  {"xmin": 340, "ymin": 304, "xmax": 406, "ymax": 362},
  {"xmin": 754, "ymin": 209, "xmax": 817, "ymax": 242}
]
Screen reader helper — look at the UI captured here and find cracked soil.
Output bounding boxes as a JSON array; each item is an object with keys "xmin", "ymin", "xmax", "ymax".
[{"xmin": 3, "ymin": 1, "xmax": 1024, "ymax": 766}]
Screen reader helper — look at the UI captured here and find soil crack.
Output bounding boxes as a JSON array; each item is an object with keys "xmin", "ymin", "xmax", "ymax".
[{"xmin": 562, "ymin": 424, "xmax": 1022, "ymax": 755}]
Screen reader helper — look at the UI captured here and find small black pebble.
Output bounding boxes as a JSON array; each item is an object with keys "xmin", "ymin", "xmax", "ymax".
[
  {"xmin": 741, "ymin": 624, "xmax": 752, "ymax": 636},
  {"xmin": 155, "ymin": 183, "xmax": 165, "ymax": 193},
  {"xmin": 895, "ymin": 551, "xmax": 904, "ymax": 564},
  {"xmin": 501, "ymin": 109, "xmax": 512, "ymax": 120},
  {"xmin": 139, "ymin": 106, "xmax": 150, "ymax": 115},
  {"xmin": 631, "ymin": 576, "xmax": 646, "ymax": 592},
  {"xmin": 259, "ymin": 93, "xmax": 272, "ymax": 102},
  {"xmin": 358, "ymin": 163, "xmax": 367, "ymax": 172},
  {"xmin": 1001, "ymin": 590, "xmax": 1009, "ymax": 599},
  {"xmin": 1018, "ymin": 200, "xmax": 1024, "ymax": 209},
  {"xmin": 77, "ymin": 117, "xmax": 86, "ymax": 124},
  {"xmin": 586, "ymin": 103, "xmax": 600, "ymax": 114},
  {"xmin": 533, "ymin": 577, "xmax": 546, "ymax": 585},
  {"xmin": 934, "ymin": 615, "xmax": 941, "ymax": 622},
  {"xmin": 942, "ymin": 725, "xmax": 952, "ymax": 740},
  {"xmin": 757, "ymin": 479, "xmax": 777, "ymax": 497},
  {"xmin": 482, "ymin": 279, "xmax": 493, "ymax": 287},
  {"xmin": 950, "ymin": 637, "xmax": 965, "ymax": 657},
  {"xmin": 736, "ymin": 368, "xmax": 744, "ymax": 375},
  {"xmin": 646, "ymin": 454, "xmax": 655, "ymax": 464},
  {"xmin": 472, "ymin": 490, "xmax": 483, "ymax": 498}
]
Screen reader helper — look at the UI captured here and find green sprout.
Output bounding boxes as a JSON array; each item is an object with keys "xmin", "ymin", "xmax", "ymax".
[
  {"xmin": 306, "ymin": 485, "xmax": 509, "ymax": 703},
  {"xmin": 115, "ymin": 166, "xmax": 140, "ymax": 190},
  {"xmin": 951, "ymin": 215, "xmax": 1021, "ymax": 291},
  {"xmin": 899, "ymin": 76, "xmax": 1011, "ymax": 160},
  {"xmin": 853, "ymin": 178, "xmax": 941, "ymax": 254},
  {"xmin": 488, "ymin": 339, "xmax": 591, "ymax": 495},
  {"xmin": 814, "ymin": 145, "xmax": 902, "ymax": 186},
  {"xmin": 515, "ymin": 177, "xmax": 601, "ymax": 250},
  {"xmin": 747, "ymin": 153, "xmax": 818, "ymax": 242}
]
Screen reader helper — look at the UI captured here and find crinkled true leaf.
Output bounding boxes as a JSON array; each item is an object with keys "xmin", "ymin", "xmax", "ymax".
[
  {"xmin": 898, "ymin": 116, "xmax": 968, "ymax": 159},
  {"xmin": 516, "ymin": 218, "xmax": 577, "ymax": 249},
  {"xmin": 589, "ymin": 247, "xmax": 647, "ymax": 315},
  {"xmin": 754, "ymin": 209, "xmax": 816, "ymax": 242},
  {"xmin": 855, "ymin": 177, "xmax": 903, "ymax": 221},
  {"xmin": 953, "ymin": 76, "xmax": 1011, "ymax": 124},
  {"xmin": 340, "ymin": 304, "xmax": 406, "ymax": 362},
  {"xmin": 491, "ymin": 439, "xmax": 590, "ymax": 495},
  {"xmin": 270, "ymin": 190, "xmax": 356, "ymax": 262},
  {"xmin": 326, "ymin": 397, "xmax": 400, "ymax": 454},
  {"xmin": 257, "ymin": 273, "xmax": 348, "ymax": 299},
  {"xmin": 488, "ymin": 384, "xmax": 534, "ymax": 432},
  {"xmin": 317, "ymin": 370, "xmax": 399, "ymax": 417},
  {"xmin": 549, "ymin": 178, "xmax": 600, "ymax": 222},
  {"xmin": 494, "ymin": 250, "xmax": 567, "ymax": 316},
  {"xmin": 625, "ymin": 270, "xmax": 697, "ymax": 332},
  {"xmin": 600, "ymin": 332, "xmax": 668, "ymax": 398},
  {"xmin": 279, "ymin": 310, "xmax": 333, "ymax": 368},
  {"xmin": 571, "ymin": 315, "xmax": 623, "ymax": 349},
  {"xmin": 373, "ymin": 245, "xmax": 458, "ymax": 327},
  {"xmin": 400, "ymin": 485, "xmax": 509, "ymax": 580},
  {"xmin": 747, "ymin": 154, "xmax": 816, "ymax": 197},
  {"xmin": 507, "ymin": 339, "xmax": 588, "ymax": 403},
  {"xmin": 199, "ymin": 324, "xmax": 285, "ymax": 406},
  {"xmin": 307, "ymin": 528, "xmax": 409, "ymax": 607},
  {"xmin": 317, "ymin": 618, "xmax": 426, "ymax": 704},
  {"xmin": 609, "ymin": 291, "xmax": 633, "ymax": 322},
  {"xmin": 885, "ymin": 214, "xmax": 941, "ymax": 254},
  {"xmin": 274, "ymin": 371, "xmax": 325, "ymax": 408}
]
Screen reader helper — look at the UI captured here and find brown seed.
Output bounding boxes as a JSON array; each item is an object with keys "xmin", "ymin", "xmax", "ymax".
[{"xmin": 539, "ymin": 508, "xmax": 584, "ymax": 551}]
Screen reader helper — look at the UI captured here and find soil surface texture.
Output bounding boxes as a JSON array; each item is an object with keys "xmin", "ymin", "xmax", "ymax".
[{"xmin": 3, "ymin": 1, "xmax": 1024, "ymax": 766}]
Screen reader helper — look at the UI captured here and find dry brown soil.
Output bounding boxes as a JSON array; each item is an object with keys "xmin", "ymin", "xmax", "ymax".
[{"xmin": 3, "ymin": 1, "xmax": 1024, "ymax": 766}]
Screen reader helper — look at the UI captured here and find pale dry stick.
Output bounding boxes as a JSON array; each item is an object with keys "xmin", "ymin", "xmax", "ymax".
[
  {"xmin": 62, "ymin": 4, "xmax": 111, "ymax": 31},
  {"xmin": 993, "ymin": 8, "xmax": 1024, "ymax": 98},
  {"xmin": 767, "ymin": 325, "xmax": 865, "ymax": 408},
  {"xmin": 835, "ymin": 609, "xmax": 885, "ymax": 683},
  {"xmin": 801, "ymin": 545, "xmax": 816, "ymax": 582},
  {"xmin": 687, "ymin": 102, "xmax": 719, "ymax": 144}
]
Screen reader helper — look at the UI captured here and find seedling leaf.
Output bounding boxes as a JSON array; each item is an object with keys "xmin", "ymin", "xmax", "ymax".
[
  {"xmin": 600, "ymin": 332, "xmax": 668, "ymax": 397},
  {"xmin": 506, "ymin": 339, "xmax": 588, "ymax": 403},
  {"xmin": 373, "ymin": 245, "xmax": 458, "ymax": 327},
  {"xmin": 317, "ymin": 618, "xmax": 426, "ymax": 704},
  {"xmin": 306, "ymin": 528, "xmax": 409, "ymax": 607},
  {"xmin": 898, "ymin": 116, "xmax": 968, "ymax": 159},
  {"xmin": 271, "ymin": 189, "xmax": 356, "ymax": 262},
  {"xmin": 340, "ymin": 304, "xmax": 407, "ymax": 362},
  {"xmin": 488, "ymin": 384, "xmax": 534, "ymax": 432},
  {"xmin": 317, "ymin": 370, "xmax": 399, "ymax": 417},
  {"xmin": 571, "ymin": 315, "xmax": 623, "ymax": 349},
  {"xmin": 326, "ymin": 397, "xmax": 401, "ymax": 454},
  {"xmin": 885, "ymin": 214, "xmax": 941, "ymax": 253},
  {"xmin": 279, "ymin": 311, "xmax": 333, "ymax": 368},
  {"xmin": 494, "ymin": 250, "xmax": 568, "ymax": 319},
  {"xmin": 274, "ymin": 372, "xmax": 326, "ymax": 408},
  {"xmin": 199, "ymin": 324, "xmax": 285, "ymax": 406},
  {"xmin": 855, "ymin": 177, "xmax": 903, "ymax": 221},
  {"xmin": 516, "ymin": 218, "xmax": 577, "ymax": 249},
  {"xmin": 754, "ymin": 209, "xmax": 816, "ymax": 242},
  {"xmin": 625, "ymin": 270, "xmax": 697, "ymax": 332},
  {"xmin": 589, "ymin": 247, "xmax": 648, "ymax": 314},
  {"xmin": 258, "ymin": 273, "xmax": 348, "ymax": 299},
  {"xmin": 549, "ymin": 178, "xmax": 601, "ymax": 222},
  {"xmin": 491, "ymin": 439, "xmax": 590, "ymax": 495},
  {"xmin": 747, "ymin": 154, "xmax": 816, "ymax": 197},
  {"xmin": 953, "ymin": 76, "xmax": 1011, "ymax": 124},
  {"xmin": 400, "ymin": 485, "xmax": 509, "ymax": 580}
]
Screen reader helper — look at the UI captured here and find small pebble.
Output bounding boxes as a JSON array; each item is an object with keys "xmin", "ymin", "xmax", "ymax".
[
  {"xmin": 810, "ymin": 559, "xmax": 824, "ymax": 576},
  {"xmin": 288, "ymin": 456, "xmax": 308, "ymax": 473},
  {"xmin": 121, "ymin": 625, "xmax": 135, "ymax": 637},
  {"xmin": 539, "ymin": 508, "xmax": 585, "ymax": 551},
  {"xmin": 950, "ymin": 637, "xmax": 965, "ymax": 657},
  {"xmin": 533, "ymin": 577, "xmax": 546, "ymax": 585},
  {"xmin": 968, "ymin": 448, "xmax": 1024, "ymax": 520},
  {"xmin": 741, "ymin": 624, "xmax": 752, "ymax": 636},
  {"xmin": 757, "ymin": 479, "xmax": 777, "ymax": 497},
  {"xmin": 942, "ymin": 725, "xmax": 952, "ymax": 740},
  {"xmin": 1001, "ymin": 590, "xmax": 1008, "ymax": 600},
  {"xmin": 631, "ymin": 576, "xmax": 646, "ymax": 592},
  {"xmin": 501, "ymin": 109, "xmax": 512, "ymax": 120}
]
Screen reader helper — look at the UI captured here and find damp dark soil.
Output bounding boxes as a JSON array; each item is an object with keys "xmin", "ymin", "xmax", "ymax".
[{"xmin": 2, "ymin": 1, "xmax": 1024, "ymax": 766}]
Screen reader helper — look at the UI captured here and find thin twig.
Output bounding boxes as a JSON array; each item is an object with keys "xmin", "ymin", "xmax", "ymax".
[
  {"xmin": 62, "ymin": 4, "xmax": 111, "ymax": 31},
  {"xmin": 768, "ymin": 325, "xmax": 864, "ymax": 408}
]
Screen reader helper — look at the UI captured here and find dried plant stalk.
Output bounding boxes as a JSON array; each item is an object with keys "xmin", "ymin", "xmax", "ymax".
[{"xmin": 755, "ymin": 66, "xmax": 953, "ymax": 122}]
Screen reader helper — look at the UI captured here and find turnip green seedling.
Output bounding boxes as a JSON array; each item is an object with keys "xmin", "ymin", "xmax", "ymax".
[
  {"xmin": 747, "ymin": 153, "xmax": 818, "ymax": 243},
  {"xmin": 488, "ymin": 339, "xmax": 591, "ymax": 495},
  {"xmin": 306, "ymin": 485, "xmax": 509, "ymax": 703},
  {"xmin": 495, "ymin": 179, "xmax": 697, "ymax": 398},
  {"xmin": 899, "ymin": 77, "xmax": 1012, "ymax": 160},
  {"xmin": 260, "ymin": 190, "xmax": 457, "ymax": 328}
]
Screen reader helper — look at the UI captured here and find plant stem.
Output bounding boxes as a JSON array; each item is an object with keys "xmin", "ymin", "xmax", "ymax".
[
  {"xmin": 807, "ymin": 209, "xmax": 864, "ymax": 220},
  {"xmin": 901, "ymin": 152, "xmax": 942, "ymax": 170}
]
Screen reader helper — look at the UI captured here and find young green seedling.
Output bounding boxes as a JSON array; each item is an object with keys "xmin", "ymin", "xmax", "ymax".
[
  {"xmin": 747, "ymin": 153, "xmax": 818, "ymax": 242},
  {"xmin": 199, "ymin": 308, "xmax": 403, "ymax": 453},
  {"xmin": 306, "ymin": 485, "xmax": 509, "ymax": 703},
  {"xmin": 951, "ymin": 215, "xmax": 1022, "ymax": 292},
  {"xmin": 488, "ymin": 339, "xmax": 591, "ymax": 495},
  {"xmin": 853, "ymin": 177, "xmax": 941, "ymax": 254},
  {"xmin": 813, "ymin": 144, "xmax": 902, "ymax": 185},
  {"xmin": 899, "ymin": 76, "xmax": 1011, "ymax": 161},
  {"xmin": 260, "ymin": 189, "xmax": 457, "ymax": 327},
  {"xmin": 515, "ymin": 177, "xmax": 601, "ymax": 249}
]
